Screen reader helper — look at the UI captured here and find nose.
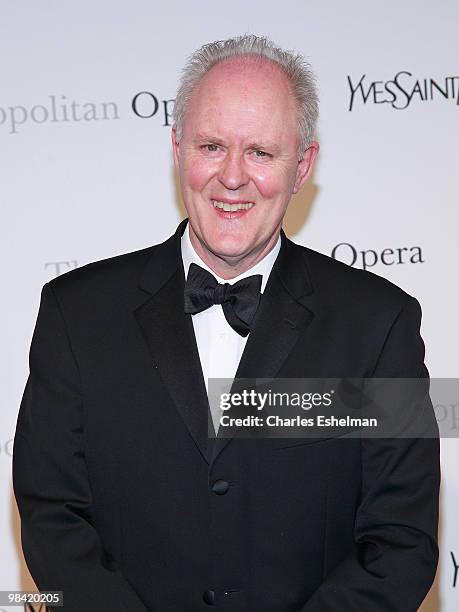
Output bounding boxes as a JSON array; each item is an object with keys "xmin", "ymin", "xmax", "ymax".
[{"xmin": 218, "ymin": 151, "xmax": 249, "ymax": 191}]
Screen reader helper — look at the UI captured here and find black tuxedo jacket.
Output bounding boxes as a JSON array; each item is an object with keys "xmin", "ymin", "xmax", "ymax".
[{"xmin": 13, "ymin": 219, "xmax": 439, "ymax": 611}]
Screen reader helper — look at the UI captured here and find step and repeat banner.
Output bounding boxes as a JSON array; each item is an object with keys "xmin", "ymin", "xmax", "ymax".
[{"xmin": 1, "ymin": 1, "xmax": 457, "ymax": 610}]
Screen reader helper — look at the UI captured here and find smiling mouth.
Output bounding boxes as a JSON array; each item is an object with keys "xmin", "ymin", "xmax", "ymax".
[{"xmin": 211, "ymin": 199, "xmax": 254, "ymax": 211}]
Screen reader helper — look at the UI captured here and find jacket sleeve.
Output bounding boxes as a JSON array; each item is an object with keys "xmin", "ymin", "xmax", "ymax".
[
  {"xmin": 13, "ymin": 282, "xmax": 149, "ymax": 612},
  {"xmin": 300, "ymin": 296, "xmax": 440, "ymax": 612}
]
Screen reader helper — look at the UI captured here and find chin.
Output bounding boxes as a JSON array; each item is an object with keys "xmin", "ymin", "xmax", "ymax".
[{"xmin": 207, "ymin": 234, "xmax": 249, "ymax": 257}]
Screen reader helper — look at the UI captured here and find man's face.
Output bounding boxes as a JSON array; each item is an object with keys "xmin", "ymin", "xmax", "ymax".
[{"xmin": 172, "ymin": 57, "xmax": 318, "ymax": 275}]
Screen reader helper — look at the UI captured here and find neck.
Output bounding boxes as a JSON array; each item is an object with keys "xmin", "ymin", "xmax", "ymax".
[{"xmin": 188, "ymin": 227, "xmax": 281, "ymax": 280}]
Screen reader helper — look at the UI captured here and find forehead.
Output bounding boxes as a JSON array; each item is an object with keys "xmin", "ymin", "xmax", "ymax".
[{"xmin": 183, "ymin": 57, "xmax": 299, "ymax": 145}]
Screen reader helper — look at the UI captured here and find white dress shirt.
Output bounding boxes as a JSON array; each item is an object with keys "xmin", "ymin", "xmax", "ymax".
[{"xmin": 181, "ymin": 225, "xmax": 281, "ymax": 433}]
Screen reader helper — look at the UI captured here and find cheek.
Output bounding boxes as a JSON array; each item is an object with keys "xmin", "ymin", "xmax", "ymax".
[
  {"xmin": 253, "ymin": 167, "xmax": 291, "ymax": 200},
  {"xmin": 183, "ymin": 158, "xmax": 216, "ymax": 192}
]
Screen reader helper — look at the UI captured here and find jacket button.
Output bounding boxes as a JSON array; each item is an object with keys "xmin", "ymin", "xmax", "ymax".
[
  {"xmin": 203, "ymin": 589, "xmax": 215, "ymax": 605},
  {"xmin": 211, "ymin": 479, "xmax": 229, "ymax": 495}
]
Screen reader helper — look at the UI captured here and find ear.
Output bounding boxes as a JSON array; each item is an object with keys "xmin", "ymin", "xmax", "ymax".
[
  {"xmin": 293, "ymin": 141, "xmax": 319, "ymax": 194},
  {"xmin": 172, "ymin": 126, "xmax": 180, "ymax": 170}
]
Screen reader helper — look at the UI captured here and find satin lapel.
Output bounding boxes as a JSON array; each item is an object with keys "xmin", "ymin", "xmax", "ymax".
[
  {"xmin": 211, "ymin": 233, "xmax": 318, "ymax": 463},
  {"xmin": 133, "ymin": 220, "xmax": 210, "ymax": 464}
]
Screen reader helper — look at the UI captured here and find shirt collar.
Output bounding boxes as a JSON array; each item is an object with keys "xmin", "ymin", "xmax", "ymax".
[{"xmin": 181, "ymin": 223, "xmax": 281, "ymax": 293}]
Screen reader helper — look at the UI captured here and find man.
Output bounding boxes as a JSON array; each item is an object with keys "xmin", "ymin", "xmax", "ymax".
[{"xmin": 13, "ymin": 35, "xmax": 439, "ymax": 611}]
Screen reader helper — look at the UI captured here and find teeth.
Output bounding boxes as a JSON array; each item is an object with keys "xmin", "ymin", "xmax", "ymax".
[{"xmin": 212, "ymin": 200, "xmax": 254, "ymax": 211}]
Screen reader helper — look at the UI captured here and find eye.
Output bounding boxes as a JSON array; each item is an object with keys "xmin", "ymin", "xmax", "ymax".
[
  {"xmin": 201, "ymin": 143, "xmax": 219, "ymax": 152},
  {"xmin": 253, "ymin": 149, "xmax": 271, "ymax": 159}
]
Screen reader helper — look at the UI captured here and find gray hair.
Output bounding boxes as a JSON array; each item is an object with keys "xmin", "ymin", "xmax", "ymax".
[{"xmin": 173, "ymin": 34, "xmax": 319, "ymax": 158}]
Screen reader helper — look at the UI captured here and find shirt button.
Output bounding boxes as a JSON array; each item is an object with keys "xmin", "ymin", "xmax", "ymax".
[
  {"xmin": 203, "ymin": 589, "xmax": 216, "ymax": 605},
  {"xmin": 211, "ymin": 479, "xmax": 230, "ymax": 495}
]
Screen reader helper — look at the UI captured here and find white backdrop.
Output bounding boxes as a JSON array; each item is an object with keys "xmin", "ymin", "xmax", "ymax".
[{"xmin": 1, "ymin": 1, "xmax": 458, "ymax": 610}]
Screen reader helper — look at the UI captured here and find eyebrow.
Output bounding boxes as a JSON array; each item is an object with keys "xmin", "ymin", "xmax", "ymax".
[{"xmin": 193, "ymin": 133, "xmax": 226, "ymax": 146}]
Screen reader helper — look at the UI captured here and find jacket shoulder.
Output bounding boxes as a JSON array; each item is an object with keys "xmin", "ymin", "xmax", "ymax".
[
  {"xmin": 44, "ymin": 226, "xmax": 179, "ymax": 318},
  {"xmin": 294, "ymin": 240, "xmax": 415, "ymax": 310},
  {"xmin": 47, "ymin": 244, "xmax": 155, "ymax": 298}
]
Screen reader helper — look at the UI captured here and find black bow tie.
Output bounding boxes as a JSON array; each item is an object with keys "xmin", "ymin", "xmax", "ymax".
[{"xmin": 184, "ymin": 263, "xmax": 262, "ymax": 337}]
